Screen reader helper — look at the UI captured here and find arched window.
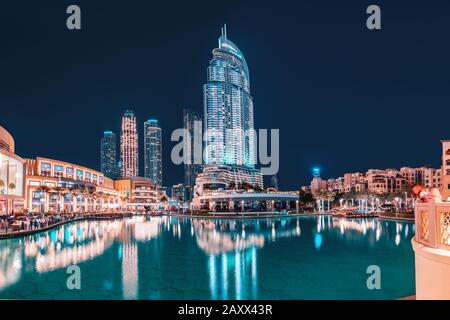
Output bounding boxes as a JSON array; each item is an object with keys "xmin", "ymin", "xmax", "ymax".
[
  {"xmin": 446, "ymin": 149, "xmax": 450, "ymax": 156},
  {"xmin": 447, "ymin": 160, "xmax": 450, "ymax": 166}
]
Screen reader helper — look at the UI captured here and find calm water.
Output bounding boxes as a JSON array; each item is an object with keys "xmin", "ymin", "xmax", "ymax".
[{"xmin": 0, "ymin": 215, "xmax": 415, "ymax": 300}]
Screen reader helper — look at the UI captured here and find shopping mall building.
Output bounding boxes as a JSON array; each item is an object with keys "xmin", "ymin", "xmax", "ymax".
[
  {"xmin": 0, "ymin": 126, "xmax": 25, "ymax": 215},
  {"xmin": 24, "ymin": 157, "xmax": 120, "ymax": 213}
]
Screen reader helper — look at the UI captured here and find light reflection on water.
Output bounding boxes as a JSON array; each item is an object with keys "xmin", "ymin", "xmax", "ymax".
[{"xmin": 0, "ymin": 215, "xmax": 415, "ymax": 299}]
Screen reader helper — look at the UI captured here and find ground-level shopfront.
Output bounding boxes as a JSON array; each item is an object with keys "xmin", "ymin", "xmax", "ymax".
[
  {"xmin": 192, "ymin": 192, "xmax": 300, "ymax": 213},
  {"xmin": 0, "ymin": 146, "xmax": 25, "ymax": 216}
]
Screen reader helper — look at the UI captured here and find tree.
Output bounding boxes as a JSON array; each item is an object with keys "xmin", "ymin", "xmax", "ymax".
[
  {"xmin": 298, "ymin": 190, "xmax": 315, "ymax": 205},
  {"xmin": 254, "ymin": 185, "xmax": 263, "ymax": 192}
]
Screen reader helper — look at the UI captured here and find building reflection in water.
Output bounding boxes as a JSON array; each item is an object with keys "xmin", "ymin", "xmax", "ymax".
[
  {"xmin": 196, "ymin": 218, "xmax": 301, "ymax": 300},
  {"xmin": 122, "ymin": 243, "xmax": 138, "ymax": 300},
  {"xmin": 0, "ymin": 215, "xmax": 415, "ymax": 298},
  {"xmin": 0, "ymin": 216, "xmax": 164, "ymax": 293}
]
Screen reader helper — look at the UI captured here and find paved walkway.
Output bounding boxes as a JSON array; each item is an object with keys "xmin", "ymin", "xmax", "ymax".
[{"xmin": 0, "ymin": 213, "xmax": 132, "ymax": 239}]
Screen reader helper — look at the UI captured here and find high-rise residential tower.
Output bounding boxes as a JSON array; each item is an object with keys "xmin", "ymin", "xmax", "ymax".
[
  {"xmin": 100, "ymin": 131, "xmax": 118, "ymax": 179},
  {"xmin": 183, "ymin": 108, "xmax": 203, "ymax": 199},
  {"xmin": 203, "ymin": 25, "xmax": 255, "ymax": 168},
  {"xmin": 120, "ymin": 110, "xmax": 139, "ymax": 177},
  {"xmin": 144, "ymin": 119, "xmax": 162, "ymax": 186}
]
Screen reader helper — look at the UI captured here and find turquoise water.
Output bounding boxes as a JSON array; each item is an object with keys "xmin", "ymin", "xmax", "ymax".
[{"xmin": 0, "ymin": 215, "xmax": 415, "ymax": 300}]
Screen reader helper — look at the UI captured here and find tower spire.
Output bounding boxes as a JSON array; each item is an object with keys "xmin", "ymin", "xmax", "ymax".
[{"xmin": 224, "ymin": 24, "xmax": 227, "ymax": 38}]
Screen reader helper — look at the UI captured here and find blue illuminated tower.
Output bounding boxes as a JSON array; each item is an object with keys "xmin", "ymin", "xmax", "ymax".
[
  {"xmin": 203, "ymin": 25, "xmax": 255, "ymax": 168},
  {"xmin": 144, "ymin": 119, "xmax": 162, "ymax": 186}
]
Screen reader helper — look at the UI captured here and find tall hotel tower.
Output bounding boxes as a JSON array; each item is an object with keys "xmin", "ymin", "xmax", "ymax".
[
  {"xmin": 196, "ymin": 25, "xmax": 262, "ymax": 194},
  {"xmin": 204, "ymin": 25, "xmax": 255, "ymax": 167},
  {"xmin": 120, "ymin": 110, "xmax": 139, "ymax": 177},
  {"xmin": 144, "ymin": 119, "xmax": 162, "ymax": 186},
  {"xmin": 100, "ymin": 131, "xmax": 118, "ymax": 179}
]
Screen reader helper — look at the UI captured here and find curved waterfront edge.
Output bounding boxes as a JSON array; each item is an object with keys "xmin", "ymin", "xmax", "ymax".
[
  {"xmin": 0, "ymin": 211, "xmax": 414, "ymax": 240},
  {"xmin": 0, "ymin": 214, "xmax": 133, "ymax": 240}
]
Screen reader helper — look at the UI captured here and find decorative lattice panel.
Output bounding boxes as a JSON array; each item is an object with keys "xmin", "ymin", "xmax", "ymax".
[
  {"xmin": 440, "ymin": 211, "xmax": 450, "ymax": 246},
  {"xmin": 421, "ymin": 210, "xmax": 429, "ymax": 242}
]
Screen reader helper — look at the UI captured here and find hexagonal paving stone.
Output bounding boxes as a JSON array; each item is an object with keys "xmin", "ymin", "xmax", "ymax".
[
  {"xmin": 37, "ymin": 281, "xmax": 64, "ymax": 296},
  {"xmin": 145, "ymin": 277, "xmax": 173, "ymax": 289},
  {"xmin": 12, "ymin": 282, "xmax": 37, "ymax": 297},
  {"xmin": 183, "ymin": 289, "xmax": 210, "ymax": 300},
  {"xmin": 83, "ymin": 275, "xmax": 109, "ymax": 287},
  {"xmin": 45, "ymin": 271, "xmax": 69, "ymax": 283},
  {"xmin": 157, "ymin": 288, "xmax": 184, "ymax": 299},
  {"xmin": 0, "ymin": 291, "xmax": 23, "ymax": 299},
  {"xmin": 54, "ymin": 290, "xmax": 83, "ymax": 300},
  {"xmin": 25, "ymin": 293, "xmax": 53, "ymax": 300},
  {"xmin": 80, "ymin": 286, "xmax": 110, "ymax": 300},
  {"xmin": 172, "ymin": 279, "xmax": 197, "ymax": 292},
  {"xmin": 22, "ymin": 274, "xmax": 49, "ymax": 285}
]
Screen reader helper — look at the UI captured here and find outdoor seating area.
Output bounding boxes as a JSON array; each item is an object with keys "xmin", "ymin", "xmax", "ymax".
[{"xmin": 0, "ymin": 212, "xmax": 132, "ymax": 236}]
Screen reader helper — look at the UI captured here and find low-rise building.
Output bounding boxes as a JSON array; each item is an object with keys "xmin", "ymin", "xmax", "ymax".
[
  {"xmin": 114, "ymin": 177, "xmax": 159, "ymax": 212},
  {"xmin": 24, "ymin": 157, "xmax": 120, "ymax": 213}
]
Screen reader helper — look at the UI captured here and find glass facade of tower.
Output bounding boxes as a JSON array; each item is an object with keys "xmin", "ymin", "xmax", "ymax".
[
  {"xmin": 100, "ymin": 131, "xmax": 118, "ymax": 179},
  {"xmin": 121, "ymin": 110, "xmax": 138, "ymax": 178},
  {"xmin": 183, "ymin": 109, "xmax": 203, "ymax": 185},
  {"xmin": 144, "ymin": 119, "xmax": 162, "ymax": 186},
  {"xmin": 203, "ymin": 30, "xmax": 255, "ymax": 168}
]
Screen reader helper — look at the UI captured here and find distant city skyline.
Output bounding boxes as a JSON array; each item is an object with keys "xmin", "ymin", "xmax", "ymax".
[{"xmin": 2, "ymin": 1, "xmax": 450, "ymax": 190}]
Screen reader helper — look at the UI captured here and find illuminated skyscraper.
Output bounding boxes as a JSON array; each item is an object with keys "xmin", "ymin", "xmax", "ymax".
[
  {"xmin": 204, "ymin": 25, "xmax": 255, "ymax": 168},
  {"xmin": 196, "ymin": 25, "xmax": 262, "ymax": 192},
  {"xmin": 183, "ymin": 108, "xmax": 202, "ymax": 199},
  {"xmin": 120, "ymin": 110, "xmax": 138, "ymax": 177},
  {"xmin": 100, "ymin": 131, "xmax": 118, "ymax": 179},
  {"xmin": 144, "ymin": 119, "xmax": 162, "ymax": 186}
]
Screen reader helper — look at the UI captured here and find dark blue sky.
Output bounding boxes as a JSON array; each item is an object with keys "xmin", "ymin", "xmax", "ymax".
[{"xmin": 1, "ymin": 0, "xmax": 449, "ymax": 190}]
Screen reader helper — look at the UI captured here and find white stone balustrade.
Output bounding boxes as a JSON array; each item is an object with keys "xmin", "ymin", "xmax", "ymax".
[{"xmin": 413, "ymin": 200, "xmax": 450, "ymax": 299}]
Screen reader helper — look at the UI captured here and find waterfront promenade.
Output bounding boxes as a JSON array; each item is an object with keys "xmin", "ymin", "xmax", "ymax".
[
  {"xmin": 0, "ymin": 212, "xmax": 132, "ymax": 239},
  {"xmin": 0, "ymin": 209, "xmax": 415, "ymax": 240}
]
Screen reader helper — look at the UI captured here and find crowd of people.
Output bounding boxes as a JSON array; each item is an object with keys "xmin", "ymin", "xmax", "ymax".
[{"xmin": 0, "ymin": 212, "xmax": 129, "ymax": 235}]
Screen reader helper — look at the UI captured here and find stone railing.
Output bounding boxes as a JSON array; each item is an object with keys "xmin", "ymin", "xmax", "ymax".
[
  {"xmin": 414, "ymin": 201, "xmax": 450, "ymax": 249},
  {"xmin": 413, "ymin": 200, "xmax": 450, "ymax": 300}
]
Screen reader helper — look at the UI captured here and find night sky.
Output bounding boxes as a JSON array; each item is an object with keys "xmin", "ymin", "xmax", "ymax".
[{"xmin": 1, "ymin": 0, "xmax": 450, "ymax": 190}]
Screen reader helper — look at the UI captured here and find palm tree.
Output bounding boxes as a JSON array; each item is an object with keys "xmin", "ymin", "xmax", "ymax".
[
  {"xmin": 36, "ymin": 185, "xmax": 51, "ymax": 213},
  {"xmin": 52, "ymin": 186, "xmax": 64, "ymax": 213},
  {"xmin": 69, "ymin": 186, "xmax": 81, "ymax": 213}
]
